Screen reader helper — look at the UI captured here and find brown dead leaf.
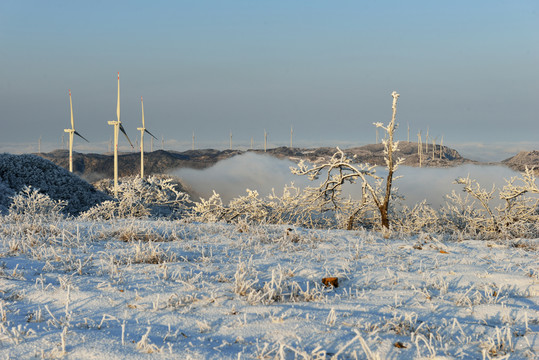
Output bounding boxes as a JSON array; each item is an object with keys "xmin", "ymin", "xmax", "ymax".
[{"xmin": 322, "ymin": 277, "xmax": 339, "ymax": 288}]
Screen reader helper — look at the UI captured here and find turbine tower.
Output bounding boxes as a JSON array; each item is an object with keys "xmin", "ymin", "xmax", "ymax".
[
  {"xmin": 137, "ymin": 96, "xmax": 157, "ymax": 178},
  {"xmin": 108, "ymin": 72, "xmax": 133, "ymax": 197},
  {"xmin": 64, "ymin": 89, "xmax": 89, "ymax": 172}
]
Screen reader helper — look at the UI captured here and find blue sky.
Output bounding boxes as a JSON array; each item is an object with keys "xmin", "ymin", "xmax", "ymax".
[{"xmin": 1, "ymin": 1, "xmax": 538, "ymax": 160}]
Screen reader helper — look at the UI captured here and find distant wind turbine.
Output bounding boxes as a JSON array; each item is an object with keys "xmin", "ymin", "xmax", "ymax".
[
  {"xmin": 264, "ymin": 129, "xmax": 267, "ymax": 152},
  {"xmin": 137, "ymin": 96, "xmax": 157, "ymax": 178},
  {"xmin": 108, "ymin": 72, "xmax": 134, "ymax": 197},
  {"xmin": 64, "ymin": 89, "xmax": 89, "ymax": 172}
]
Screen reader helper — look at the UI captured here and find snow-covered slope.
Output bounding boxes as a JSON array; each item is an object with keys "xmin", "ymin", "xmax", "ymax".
[
  {"xmin": 0, "ymin": 219, "xmax": 537, "ymax": 359},
  {"xmin": 0, "ymin": 153, "xmax": 110, "ymax": 215}
]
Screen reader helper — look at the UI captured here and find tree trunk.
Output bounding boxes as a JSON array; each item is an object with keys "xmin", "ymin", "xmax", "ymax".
[
  {"xmin": 380, "ymin": 205, "xmax": 389, "ymax": 229},
  {"xmin": 347, "ymin": 215, "xmax": 355, "ymax": 230}
]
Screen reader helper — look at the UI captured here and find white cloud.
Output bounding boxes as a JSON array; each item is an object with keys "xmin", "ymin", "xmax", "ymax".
[{"xmin": 174, "ymin": 153, "xmax": 523, "ymax": 208}]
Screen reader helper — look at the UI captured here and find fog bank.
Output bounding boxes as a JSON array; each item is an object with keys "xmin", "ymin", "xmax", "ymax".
[{"xmin": 175, "ymin": 153, "xmax": 522, "ymax": 208}]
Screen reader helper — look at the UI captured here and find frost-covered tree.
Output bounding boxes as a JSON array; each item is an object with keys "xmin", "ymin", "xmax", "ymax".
[
  {"xmin": 0, "ymin": 179, "xmax": 15, "ymax": 214},
  {"xmin": 0, "ymin": 153, "xmax": 109, "ymax": 215},
  {"xmin": 292, "ymin": 91, "xmax": 403, "ymax": 229}
]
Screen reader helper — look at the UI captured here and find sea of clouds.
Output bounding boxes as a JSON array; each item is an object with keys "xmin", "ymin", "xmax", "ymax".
[{"xmin": 175, "ymin": 152, "xmax": 522, "ymax": 208}]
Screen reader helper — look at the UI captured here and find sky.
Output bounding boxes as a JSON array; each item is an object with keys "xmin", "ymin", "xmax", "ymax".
[{"xmin": 0, "ymin": 1, "xmax": 538, "ymax": 161}]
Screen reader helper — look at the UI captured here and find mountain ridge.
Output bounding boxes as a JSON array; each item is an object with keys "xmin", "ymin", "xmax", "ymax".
[{"xmin": 35, "ymin": 142, "xmax": 476, "ymax": 182}]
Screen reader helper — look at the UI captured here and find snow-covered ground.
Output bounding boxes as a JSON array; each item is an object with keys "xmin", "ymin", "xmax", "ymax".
[{"xmin": 0, "ymin": 219, "xmax": 537, "ymax": 359}]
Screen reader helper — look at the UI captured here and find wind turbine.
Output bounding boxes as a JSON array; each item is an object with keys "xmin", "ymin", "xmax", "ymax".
[
  {"xmin": 137, "ymin": 96, "xmax": 157, "ymax": 178},
  {"xmin": 108, "ymin": 72, "xmax": 133, "ymax": 197},
  {"xmin": 64, "ymin": 89, "xmax": 89, "ymax": 172}
]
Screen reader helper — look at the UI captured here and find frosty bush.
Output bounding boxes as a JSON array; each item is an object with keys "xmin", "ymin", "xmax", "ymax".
[
  {"xmin": 7, "ymin": 186, "xmax": 66, "ymax": 223},
  {"xmin": 82, "ymin": 175, "xmax": 192, "ymax": 220},
  {"xmin": 266, "ymin": 183, "xmax": 352, "ymax": 228},
  {"xmin": 191, "ymin": 184, "xmax": 347, "ymax": 229},
  {"xmin": 79, "ymin": 199, "xmax": 149, "ymax": 220},
  {"xmin": 438, "ymin": 167, "xmax": 539, "ymax": 239}
]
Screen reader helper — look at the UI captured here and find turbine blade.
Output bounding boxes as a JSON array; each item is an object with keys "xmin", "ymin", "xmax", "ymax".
[
  {"xmin": 141, "ymin": 96, "xmax": 145, "ymax": 128},
  {"xmin": 74, "ymin": 130, "xmax": 89, "ymax": 143},
  {"xmin": 69, "ymin": 89, "xmax": 74, "ymax": 129},
  {"xmin": 117, "ymin": 72, "xmax": 120, "ymax": 122},
  {"xmin": 145, "ymin": 129, "xmax": 158, "ymax": 140},
  {"xmin": 119, "ymin": 123, "xmax": 134, "ymax": 148}
]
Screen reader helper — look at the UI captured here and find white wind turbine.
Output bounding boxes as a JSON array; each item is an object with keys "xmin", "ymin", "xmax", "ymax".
[
  {"xmin": 290, "ymin": 125, "xmax": 293, "ymax": 148},
  {"xmin": 137, "ymin": 96, "xmax": 157, "ymax": 178},
  {"xmin": 64, "ymin": 89, "xmax": 88, "ymax": 172},
  {"xmin": 108, "ymin": 72, "xmax": 134, "ymax": 197}
]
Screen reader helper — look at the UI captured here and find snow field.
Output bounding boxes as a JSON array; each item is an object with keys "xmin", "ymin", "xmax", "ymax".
[{"xmin": 0, "ymin": 219, "xmax": 537, "ymax": 359}]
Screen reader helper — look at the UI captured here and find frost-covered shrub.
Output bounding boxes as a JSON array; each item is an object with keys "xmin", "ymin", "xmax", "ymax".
[
  {"xmin": 83, "ymin": 175, "xmax": 192, "ymax": 220},
  {"xmin": 0, "ymin": 153, "xmax": 110, "ymax": 215},
  {"xmin": 7, "ymin": 186, "xmax": 66, "ymax": 222},
  {"xmin": 437, "ymin": 168, "xmax": 539, "ymax": 239},
  {"xmin": 191, "ymin": 189, "xmax": 270, "ymax": 224},
  {"xmin": 78, "ymin": 199, "xmax": 149, "ymax": 220},
  {"xmin": 392, "ymin": 200, "xmax": 440, "ymax": 235},
  {"xmin": 191, "ymin": 185, "xmax": 343, "ymax": 228}
]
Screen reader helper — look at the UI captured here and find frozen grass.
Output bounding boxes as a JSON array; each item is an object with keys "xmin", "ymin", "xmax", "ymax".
[{"xmin": 0, "ymin": 218, "xmax": 537, "ymax": 359}]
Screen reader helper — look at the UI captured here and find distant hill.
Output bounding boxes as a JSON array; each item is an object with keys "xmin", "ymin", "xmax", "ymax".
[
  {"xmin": 262, "ymin": 141, "xmax": 470, "ymax": 167},
  {"xmin": 502, "ymin": 150, "xmax": 539, "ymax": 173},
  {"xmin": 35, "ymin": 142, "xmax": 471, "ymax": 182}
]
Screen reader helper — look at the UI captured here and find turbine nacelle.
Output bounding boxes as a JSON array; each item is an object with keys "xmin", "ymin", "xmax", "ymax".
[
  {"xmin": 64, "ymin": 128, "xmax": 89, "ymax": 143},
  {"xmin": 137, "ymin": 127, "xmax": 158, "ymax": 140},
  {"xmin": 65, "ymin": 89, "xmax": 89, "ymax": 172},
  {"xmin": 108, "ymin": 120, "xmax": 134, "ymax": 148}
]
